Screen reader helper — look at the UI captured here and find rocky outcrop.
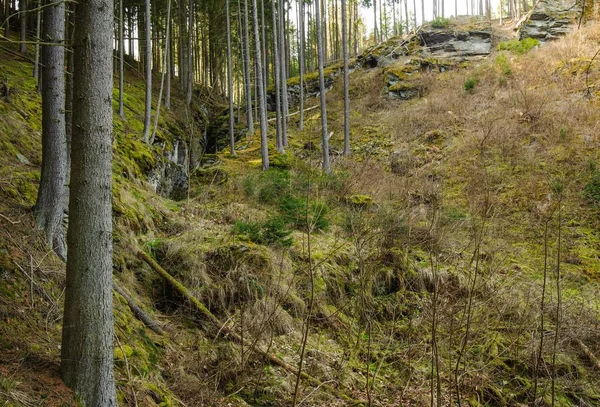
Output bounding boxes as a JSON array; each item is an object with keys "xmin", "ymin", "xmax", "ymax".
[
  {"xmin": 357, "ymin": 16, "xmax": 493, "ymax": 68},
  {"xmin": 518, "ymin": 0, "xmax": 581, "ymax": 41},
  {"xmin": 418, "ymin": 27, "xmax": 492, "ymax": 59}
]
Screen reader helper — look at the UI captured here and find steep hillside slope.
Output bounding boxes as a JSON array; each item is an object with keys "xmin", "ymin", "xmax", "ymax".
[{"xmin": 2, "ymin": 19, "xmax": 600, "ymax": 407}]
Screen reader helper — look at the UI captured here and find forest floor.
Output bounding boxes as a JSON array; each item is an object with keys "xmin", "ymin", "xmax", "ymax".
[{"xmin": 2, "ymin": 17, "xmax": 600, "ymax": 407}]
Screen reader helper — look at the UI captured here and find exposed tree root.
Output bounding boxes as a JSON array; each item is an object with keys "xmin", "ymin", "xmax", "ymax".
[{"xmin": 137, "ymin": 249, "xmax": 365, "ymax": 405}]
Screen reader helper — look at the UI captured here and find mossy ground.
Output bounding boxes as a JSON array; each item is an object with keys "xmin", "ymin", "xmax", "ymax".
[{"xmin": 2, "ymin": 19, "xmax": 600, "ymax": 407}]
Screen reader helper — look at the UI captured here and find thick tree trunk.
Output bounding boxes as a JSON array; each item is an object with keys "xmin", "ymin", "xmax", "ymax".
[
  {"xmin": 342, "ymin": 0, "xmax": 349, "ymax": 155},
  {"xmin": 226, "ymin": 0, "xmax": 236, "ymax": 155},
  {"xmin": 243, "ymin": 0, "xmax": 254, "ymax": 134},
  {"xmin": 35, "ymin": 0, "xmax": 66, "ymax": 260},
  {"xmin": 316, "ymin": 0, "xmax": 330, "ymax": 173},
  {"xmin": 252, "ymin": 0, "xmax": 269, "ymax": 170},
  {"xmin": 60, "ymin": 0, "xmax": 117, "ymax": 403},
  {"xmin": 272, "ymin": 0, "xmax": 283, "ymax": 153}
]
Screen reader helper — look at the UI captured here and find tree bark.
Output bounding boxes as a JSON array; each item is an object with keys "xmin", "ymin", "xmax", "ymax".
[
  {"xmin": 342, "ymin": 0, "xmax": 350, "ymax": 155},
  {"xmin": 279, "ymin": 0, "xmax": 289, "ymax": 147},
  {"xmin": 32, "ymin": 0, "xmax": 40, "ymax": 79},
  {"xmin": 60, "ymin": 0, "xmax": 117, "ymax": 403},
  {"xmin": 150, "ymin": 0, "xmax": 171, "ymax": 145},
  {"xmin": 299, "ymin": 0, "xmax": 305, "ymax": 130},
  {"xmin": 118, "ymin": 0, "xmax": 125, "ymax": 119},
  {"xmin": 142, "ymin": 0, "xmax": 152, "ymax": 143},
  {"xmin": 35, "ymin": 0, "xmax": 66, "ymax": 260},
  {"xmin": 226, "ymin": 0, "xmax": 236, "ymax": 155},
  {"xmin": 19, "ymin": 0, "xmax": 26, "ymax": 54},
  {"xmin": 272, "ymin": 0, "xmax": 284, "ymax": 153},
  {"xmin": 243, "ymin": 0, "xmax": 254, "ymax": 134},
  {"xmin": 252, "ymin": 0, "xmax": 269, "ymax": 170},
  {"xmin": 316, "ymin": 0, "xmax": 330, "ymax": 173}
]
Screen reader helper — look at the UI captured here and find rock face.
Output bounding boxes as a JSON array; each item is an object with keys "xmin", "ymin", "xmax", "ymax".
[
  {"xmin": 418, "ymin": 28, "xmax": 492, "ymax": 59},
  {"xmin": 518, "ymin": 0, "xmax": 581, "ymax": 41},
  {"xmin": 357, "ymin": 16, "xmax": 493, "ymax": 68}
]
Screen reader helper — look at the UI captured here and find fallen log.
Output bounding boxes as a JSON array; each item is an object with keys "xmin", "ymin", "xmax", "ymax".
[
  {"xmin": 137, "ymin": 249, "xmax": 364, "ymax": 405},
  {"xmin": 113, "ymin": 282, "xmax": 164, "ymax": 336}
]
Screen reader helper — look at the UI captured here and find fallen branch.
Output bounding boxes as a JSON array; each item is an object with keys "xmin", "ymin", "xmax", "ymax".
[
  {"xmin": 137, "ymin": 249, "xmax": 364, "ymax": 405},
  {"xmin": 576, "ymin": 339, "xmax": 600, "ymax": 370},
  {"xmin": 113, "ymin": 282, "xmax": 164, "ymax": 335},
  {"xmin": 268, "ymin": 105, "xmax": 319, "ymax": 122}
]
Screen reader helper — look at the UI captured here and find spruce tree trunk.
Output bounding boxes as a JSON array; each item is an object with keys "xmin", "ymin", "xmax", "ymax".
[
  {"xmin": 298, "ymin": 0, "xmax": 305, "ymax": 130},
  {"xmin": 342, "ymin": 0, "xmax": 350, "ymax": 155},
  {"xmin": 35, "ymin": 0, "xmax": 66, "ymax": 260},
  {"xmin": 19, "ymin": 0, "xmax": 26, "ymax": 54},
  {"xmin": 32, "ymin": 0, "xmax": 40, "ymax": 79},
  {"xmin": 60, "ymin": 0, "xmax": 117, "ymax": 403},
  {"xmin": 142, "ymin": 0, "xmax": 152, "ymax": 142},
  {"xmin": 226, "ymin": 0, "xmax": 235, "ymax": 155},
  {"xmin": 272, "ymin": 0, "xmax": 283, "ymax": 153},
  {"xmin": 118, "ymin": 0, "xmax": 125, "ymax": 119},
  {"xmin": 243, "ymin": 0, "xmax": 254, "ymax": 134},
  {"xmin": 65, "ymin": 2, "xmax": 74, "ymax": 176},
  {"xmin": 186, "ymin": 6, "xmax": 193, "ymax": 105},
  {"xmin": 279, "ymin": 0, "xmax": 289, "ymax": 147},
  {"xmin": 252, "ymin": 0, "xmax": 269, "ymax": 170},
  {"xmin": 316, "ymin": 0, "xmax": 330, "ymax": 173},
  {"xmin": 3, "ymin": 0, "xmax": 9, "ymax": 39},
  {"xmin": 150, "ymin": 0, "xmax": 171, "ymax": 145}
]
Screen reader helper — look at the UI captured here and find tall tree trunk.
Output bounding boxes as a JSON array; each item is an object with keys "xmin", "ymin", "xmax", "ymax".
[
  {"xmin": 186, "ymin": 5, "xmax": 193, "ymax": 105},
  {"xmin": 142, "ymin": 0, "xmax": 152, "ymax": 142},
  {"xmin": 32, "ymin": 0, "xmax": 40, "ymax": 79},
  {"xmin": 65, "ymin": 2, "xmax": 74, "ymax": 176},
  {"xmin": 421, "ymin": 0, "xmax": 425, "ymax": 26},
  {"xmin": 261, "ymin": 0, "xmax": 268, "ymax": 88},
  {"xmin": 322, "ymin": 0, "xmax": 328, "ymax": 61},
  {"xmin": 342, "ymin": 0, "xmax": 349, "ymax": 155},
  {"xmin": 150, "ymin": 0, "xmax": 171, "ymax": 145},
  {"xmin": 251, "ymin": 0, "xmax": 269, "ymax": 169},
  {"xmin": 316, "ymin": 0, "xmax": 330, "ymax": 173},
  {"xmin": 412, "ymin": 0, "xmax": 416, "ymax": 29},
  {"xmin": 118, "ymin": 0, "xmax": 125, "ymax": 119},
  {"xmin": 19, "ymin": 0, "xmax": 26, "ymax": 54},
  {"xmin": 272, "ymin": 0, "xmax": 283, "ymax": 152},
  {"xmin": 299, "ymin": 0, "xmax": 305, "ymax": 130},
  {"xmin": 279, "ymin": 0, "xmax": 289, "ymax": 147},
  {"xmin": 35, "ymin": 0, "xmax": 66, "ymax": 259},
  {"xmin": 373, "ymin": 0, "xmax": 377, "ymax": 43},
  {"xmin": 243, "ymin": 0, "xmax": 254, "ymax": 134},
  {"xmin": 226, "ymin": 0, "xmax": 235, "ymax": 155},
  {"xmin": 3, "ymin": 0, "xmax": 9, "ymax": 38},
  {"xmin": 60, "ymin": 0, "xmax": 117, "ymax": 402},
  {"xmin": 165, "ymin": 7, "xmax": 171, "ymax": 110},
  {"xmin": 404, "ymin": 0, "xmax": 408, "ymax": 32}
]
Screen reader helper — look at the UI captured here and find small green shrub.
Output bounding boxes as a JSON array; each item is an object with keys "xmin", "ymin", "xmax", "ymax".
[
  {"xmin": 464, "ymin": 76, "xmax": 478, "ymax": 91},
  {"xmin": 583, "ymin": 171, "xmax": 600, "ymax": 204},
  {"xmin": 242, "ymin": 169, "xmax": 290, "ymax": 204},
  {"xmin": 233, "ymin": 217, "xmax": 293, "ymax": 247},
  {"xmin": 280, "ymin": 195, "xmax": 329, "ymax": 231},
  {"xmin": 431, "ymin": 17, "xmax": 451, "ymax": 28},
  {"xmin": 497, "ymin": 38, "xmax": 540, "ymax": 55},
  {"xmin": 495, "ymin": 54, "xmax": 512, "ymax": 76}
]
